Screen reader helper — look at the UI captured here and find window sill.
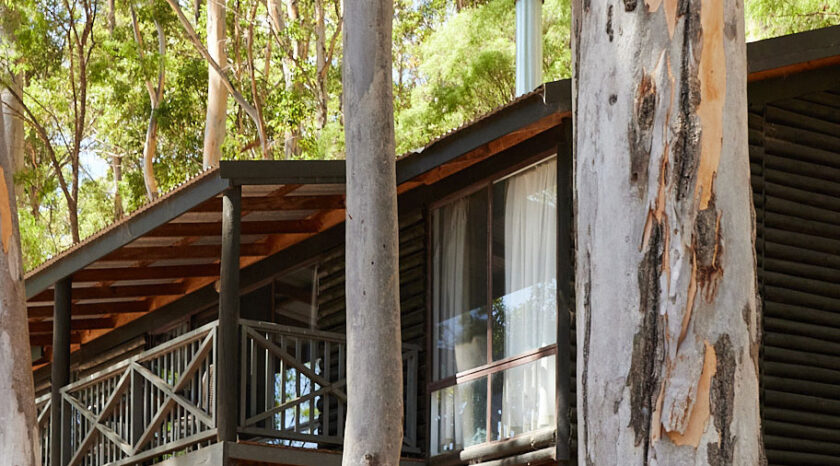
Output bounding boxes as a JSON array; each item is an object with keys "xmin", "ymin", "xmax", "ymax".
[{"xmin": 429, "ymin": 426, "xmax": 557, "ymax": 466}]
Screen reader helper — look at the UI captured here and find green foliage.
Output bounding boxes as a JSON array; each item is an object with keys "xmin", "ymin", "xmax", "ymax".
[
  {"xmin": 394, "ymin": 0, "xmax": 572, "ymax": 154},
  {"xmin": 746, "ymin": 0, "xmax": 839, "ymax": 40},
  {"xmin": 4, "ymin": 0, "xmax": 836, "ymax": 270}
]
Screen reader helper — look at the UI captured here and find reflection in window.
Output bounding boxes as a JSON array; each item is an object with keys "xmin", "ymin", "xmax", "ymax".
[
  {"xmin": 430, "ymin": 156, "xmax": 558, "ymax": 454},
  {"xmin": 432, "ymin": 189, "xmax": 488, "ymax": 380},
  {"xmin": 491, "ymin": 356, "xmax": 556, "ymax": 440},
  {"xmin": 430, "ymin": 377, "xmax": 488, "ymax": 455}
]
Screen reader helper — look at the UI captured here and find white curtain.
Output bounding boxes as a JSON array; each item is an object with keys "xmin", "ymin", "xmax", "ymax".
[
  {"xmin": 499, "ymin": 158, "xmax": 557, "ymax": 438},
  {"xmin": 431, "ymin": 198, "xmax": 482, "ymax": 453}
]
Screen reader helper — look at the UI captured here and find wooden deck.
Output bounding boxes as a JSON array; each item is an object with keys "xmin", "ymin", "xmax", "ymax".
[{"xmin": 156, "ymin": 441, "xmax": 427, "ymax": 466}]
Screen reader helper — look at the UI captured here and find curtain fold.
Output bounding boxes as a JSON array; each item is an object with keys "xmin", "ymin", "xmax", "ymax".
[{"xmin": 499, "ymin": 159, "xmax": 557, "ymax": 438}]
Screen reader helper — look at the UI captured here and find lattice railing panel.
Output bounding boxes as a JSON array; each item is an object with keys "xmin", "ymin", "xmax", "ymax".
[
  {"xmin": 61, "ymin": 321, "xmax": 218, "ymax": 466},
  {"xmin": 239, "ymin": 320, "xmax": 347, "ymax": 446},
  {"xmin": 37, "ymin": 394, "xmax": 52, "ymax": 466}
]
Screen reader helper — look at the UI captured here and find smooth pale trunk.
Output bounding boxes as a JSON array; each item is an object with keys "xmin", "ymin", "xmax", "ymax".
[
  {"xmin": 572, "ymin": 0, "xmax": 763, "ymax": 464},
  {"xmin": 342, "ymin": 0, "xmax": 403, "ymax": 463},
  {"xmin": 203, "ymin": 0, "xmax": 227, "ymax": 168},
  {"xmin": 1, "ymin": 75, "xmax": 24, "ymax": 178},
  {"xmin": 315, "ymin": 0, "xmax": 328, "ymax": 130},
  {"xmin": 142, "ymin": 110, "xmax": 160, "ymax": 200},
  {"xmin": 0, "ymin": 89, "xmax": 40, "ymax": 465}
]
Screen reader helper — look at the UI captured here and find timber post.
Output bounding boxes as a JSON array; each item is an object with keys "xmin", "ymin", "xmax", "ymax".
[
  {"xmin": 51, "ymin": 277, "xmax": 72, "ymax": 465},
  {"xmin": 217, "ymin": 186, "xmax": 241, "ymax": 442},
  {"xmin": 555, "ymin": 120, "xmax": 573, "ymax": 461}
]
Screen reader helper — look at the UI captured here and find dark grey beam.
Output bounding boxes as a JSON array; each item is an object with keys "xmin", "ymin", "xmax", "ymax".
[
  {"xmin": 51, "ymin": 277, "xmax": 71, "ymax": 465},
  {"xmin": 25, "ymin": 172, "xmax": 231, "ymax": 299},
  {"xmin": 748, "ymin": 25, "xmax": 840, "ymax": 75},
  {"xmin": 217, "ymin": 186, "xmax": 241, "ymax": 442},
  {"xmin": 555, "ymin": 120, "xmax": 572, "ymax": 461},
  {"xmin": 219, "ymin": 160, "xmax": 346, "ymax": 185}
]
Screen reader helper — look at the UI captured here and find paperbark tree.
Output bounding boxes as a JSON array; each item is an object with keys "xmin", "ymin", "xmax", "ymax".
[
  {"xmin": 203, "ymin": 0, "xmax": 227, "ymax": 168},
  {"xmin": 342, "ymin": 0, "xmax": 403, "ymax": 463},
  {"xmin": 572, "ymin": 0, "xmax": 763, "ymax": 464},
  {"xmin": 0, "ymin": 47, "xmax": 40, "ymax": 465}
]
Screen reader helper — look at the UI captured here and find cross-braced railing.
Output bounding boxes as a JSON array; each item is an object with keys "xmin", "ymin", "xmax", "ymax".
[
  {"xmin": 60, "ymin": 321, "xmax": 217, "ymax": 466},
  {"xmin": 37, "ymin": 393, "xmax": 52, "ymax": 466},
  {"xmin": 239, "ymin": 319, "xmax": 420, "ymax": 451},
  {"xmin": 239, "ymin": 319, "xmax": 347, "ymax": 446}
]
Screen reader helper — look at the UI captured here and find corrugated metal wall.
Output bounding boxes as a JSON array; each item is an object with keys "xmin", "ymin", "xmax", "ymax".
[
  {"xmin": 316, "ymin": 210, "xmax": 428, "ymax": 455},
  {"xmin": 751, "ymin": 88, "xmax": 840, "ymax": 465}
]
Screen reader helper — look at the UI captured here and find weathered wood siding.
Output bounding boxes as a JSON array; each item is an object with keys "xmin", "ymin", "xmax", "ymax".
[
  {"xmin": 317, "ymin": 210, "xmax": 427, "ymax": 455},
  {"xmin": 750, "ymin": 88, "xmax": 840, "ymax": 465}
]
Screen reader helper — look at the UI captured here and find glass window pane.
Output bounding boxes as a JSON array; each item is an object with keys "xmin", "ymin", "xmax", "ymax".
[
  {"xmin": 492, "ymin": 158, "xmax": 557, "ymax": 361},
  {"xmin": 430, "ymin": 377, "xmax": 488, "ymax": 455},
  {"xmin": 491, "ymin": 355, "xmax": 556, "ymax": 441},
  {"xmin": 432, "ymin": 190, "xmax": 488, "ymax": 380}
]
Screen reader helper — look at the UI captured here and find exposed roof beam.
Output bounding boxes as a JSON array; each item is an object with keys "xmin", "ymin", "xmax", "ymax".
[
  {"xmin": 146, "ymin": 219, "xmax": 324, "ymax": 237},
  {"xmin": 101, "ymin": 243, "xmax": 270, "ymax": 261},
  {"xmin": 192, "ymin": 195, "xmax": 345, "ymax": 212},
  {"xmin": 73, "ymin": 264, "xmax": 220, "ymax": 282},
  {"xmin": 31, "ymin": 334, "xmax": 82, "ymax": 346},
  {"xmin": 25, "ymin": 170, "xmax": 231, "ymax": 299},
  {"xmin": 219, "ymin": 160, "xmax": 346, "ymax": 185},
  {"xmin": 28, "ymin": 301, "xmax": 149, "ymax": 318},
  {"xmin": 30, "ymin": 283, "xmax": 186, "ymax": 302},
  {"xmin": 29, "ymin": 318, "xmax": 117, "ymax": 334}
]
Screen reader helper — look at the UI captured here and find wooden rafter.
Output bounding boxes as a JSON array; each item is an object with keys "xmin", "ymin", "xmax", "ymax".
[
  {"xmin": 192, "ymin": 194, "xmax": 345, "ymax": 212},
  {"xmin": 101, "ymin": 243, "xmax": 270, "ymax": 261},
  {"xmin": 73, "ymin": 264, "xmax": 220, "ymax": 282},
  {"xmin": 146, "ymin": 218, "xmax": 324, "ymax": 237},
  {"xmin": 29, "ymin": 318, "xmax": 117, "ymax": 334},
  {"xmin": 28, "ymin": 301, "xmax": 148, "ymax": 319},
  {"xmin": 30, "ymin": 283, "xmax": 186, "ymax": 302}
]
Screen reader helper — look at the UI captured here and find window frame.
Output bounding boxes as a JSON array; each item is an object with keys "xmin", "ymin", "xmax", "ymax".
[{"xmin": 425, "ymin": 153, "xmax": 561, "ymax": 455}]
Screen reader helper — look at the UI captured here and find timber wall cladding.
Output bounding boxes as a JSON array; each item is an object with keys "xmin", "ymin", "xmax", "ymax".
[
  {"xmin": 750, "ymin": 87, "xmax": 840, "ymax": 465},
  {"xmin": 316, "ymin": 210, "xmax": 427, "ymax": 455}
]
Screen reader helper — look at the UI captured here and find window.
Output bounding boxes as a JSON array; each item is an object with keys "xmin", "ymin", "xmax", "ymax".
[{"xmin": 430, "ymin": 156, "xmax": 558, "ymax": 455}]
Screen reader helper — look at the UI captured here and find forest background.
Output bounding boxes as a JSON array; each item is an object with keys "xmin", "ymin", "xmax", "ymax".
[{"xmin": 0, "ymin": 0, "xmax": 836, "ymax": 269}]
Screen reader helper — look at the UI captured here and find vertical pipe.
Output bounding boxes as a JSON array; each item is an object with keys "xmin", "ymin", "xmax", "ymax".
[
  {"xmin": 217, "ymin": 186, "xmax": 241, "ymax": 443},
  {"xmin": 515, "ymin": 0, "xmax": 543, "ymax": 96},
  {"xmin": 51, "ymin": 277, "xmax": 72, "ymax": 465}
]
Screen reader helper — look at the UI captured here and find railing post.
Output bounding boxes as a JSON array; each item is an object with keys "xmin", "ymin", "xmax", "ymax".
[
  {"xmin": 130, "ymin": 367, "xmax": 144, "ymax": 449},
  {"xmin": 51, "ymin": 277, "xmax": 72, "ymax": 466},
  {"xmin": 217, "ymin": 186, "xmax": 241, "ymax": 442}
]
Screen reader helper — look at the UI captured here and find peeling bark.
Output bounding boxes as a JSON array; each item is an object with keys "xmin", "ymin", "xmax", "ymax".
[
  {"xmin": 0, "ymin": 82, "xmax": 40, "ymax": 465},
  {"xmin": 573, "ymin": 0, "xmax": 763, "ymax": 463}
]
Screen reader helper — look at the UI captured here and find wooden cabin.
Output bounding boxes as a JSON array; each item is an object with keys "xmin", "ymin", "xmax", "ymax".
[{"xmin": 27, "ymin": 26, "xmax": 840, "ymax": 466}]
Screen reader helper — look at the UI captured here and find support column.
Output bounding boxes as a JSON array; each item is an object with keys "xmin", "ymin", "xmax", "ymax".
[
  {"xmin": 51, "ymin": 277, "xmax": 72, "ymax": 465},
  {"xmin": 217, "ymin": 186, "xmax": 241, "ymax": 442},
  {"xmin": 555, "ymin": 122, "xmax": 572, "ymax": 461}
]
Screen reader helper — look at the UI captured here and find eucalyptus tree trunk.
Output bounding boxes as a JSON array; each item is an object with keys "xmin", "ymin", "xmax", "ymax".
[
  {"xmin": 131, "ymin": 6, "xmax": 165, "ymax": 200},
  {"xmin": 203, "ymin": 0, "xmax": 227, "ymax": 168},
  {"xmin": 0, "ymin": 78, "xmax": 40, "ymax": 466},
  {"xmin": 572, "ymin": 0, "xmax": 763, "ymax": 464},
  {"xmin": 1, "ymin": 71, "xmax": 24, "ymax": 197},
  {"xmin": 314, "ymin": 0, "xmax": 328, "ymax": 129},
  {"xmin": 342, "ymin": 0, "xmax": 403, "ymax": 463}
]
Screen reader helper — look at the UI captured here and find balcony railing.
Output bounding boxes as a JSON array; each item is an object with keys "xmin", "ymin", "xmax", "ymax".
[
  {"xmin": 37, "ymin": 393, "xmax": 52, "ymax": 466},
  {"xmin": 60, "ymin": 321, "xmax": 217, "ymax": 466},
  {"xmin": 41, "ymin": 319, "xmax": 420, "ymax": 465}
]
